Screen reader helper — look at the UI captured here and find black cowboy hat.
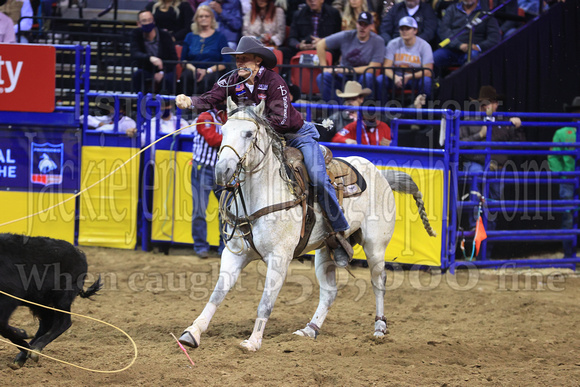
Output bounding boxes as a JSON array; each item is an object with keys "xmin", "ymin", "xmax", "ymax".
[
  {"xmin": 221, "ymin": 36, "xmax": 278, "ymax": 69},
  {"xmin": 470, "ymin": 85, "xmax": 504, "ymax": 103},
  {"xmin": 563, "ymin": 96, "xmax": 580, "ymax": 112}
]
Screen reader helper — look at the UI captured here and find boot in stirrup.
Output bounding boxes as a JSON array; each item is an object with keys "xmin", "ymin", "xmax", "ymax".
[{"xmin": 330, "ymin": 232, "xmax": 354, "ymax": 268}]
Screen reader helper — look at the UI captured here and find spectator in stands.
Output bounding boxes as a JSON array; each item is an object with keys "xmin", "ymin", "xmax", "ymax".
[
  {"xmin": 319, "ymin": 80, "xmax": 370, "ymax": 142},
  {"xmin": 145, "ymin": 0, "xmax": 195, "ymax": 44},
  {"xmin": 0, "ymin": 0, "xmax": 33, "ymax": 43},
  {"xmin": 331, "ymin": 111, "xmax": 391, "ymax": 146},
  {"xmin": 460, "ymin": 85, "xmax": 524, "ymax": 234},
  {"xmin": 333, "ymin": 0, "xmax": 383, "ymax": 30},
  {"xmin": 547, "ymin": 96, "xmax": 580, "ymax": 257},
  {"xmin": 126, "ymin": 107, "xmax": 192, "ymax": 146},
  {"xmin": 0, "ymin": 0, "xmax": 15, "ymax": 43},
  {"xmin": 341, "ymin": 0, "xmax": 374, "ymax": 32},
  {"xmin": 242, "ymin": 0, "xmax": 286, "ymax": 47},
  {"xmin": 433, "ymin": 0, "xmax": 500, "ymax": 69},
  {"xmin": 379, "ymin": 0, "xmax": 437, "ymax": 45},
  {"xmin": 191, "ymin": 108, "xmax": 226, "ymax": 258},
  {"xmin": 180, "ymin": 5, "xmax": 229, "ymax": 95},
  {"xmin": 376, "ymin": 16, "xmax": 433, "ymax": 103},
  {"xmin": 131, "ymin": 10, "xmax": 178, "ymax": 94},
  {"xmin": 200, "ymin": 0, "xmax": 242, "ymax": 49},
  {"xmin": 490, "ymin": 0, "xmax": 522, "ymax": 39},
  {"xmin": 14, "ymin": 0, "xmax": 32, "ymax": 43},
  {"xmin": 280, "ymin": 0, "xmax": 342, "ymax": 65},
  {"xmin": 83, "ymin": 106, "xmax": 137, "ymax": 134},
  {"xmin": 315, "ymin": 12, "xmax": 384, "ymax": 103}
]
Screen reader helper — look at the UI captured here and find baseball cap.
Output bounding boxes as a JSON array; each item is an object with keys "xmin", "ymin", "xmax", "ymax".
[
  {"xmin": 357, "ymin": 12, "xmax": 373, "ymax": 26},
  {"xmin": 398, "ymin": 16, "xmax": 418, "ymax": 29}
]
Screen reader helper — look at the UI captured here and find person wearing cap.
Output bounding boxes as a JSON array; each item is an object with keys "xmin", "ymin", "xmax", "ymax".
[
  {"xmin": 331, "ymin": 113, "xmax": 391, "ymax": 146},
  {"xmin": 376, "ymin": 16, "xmax": 433, "ymax": 103},
  {"xmin": 315, "ymin": 11, "xmax": 385, "ymax": 103},
  {"xmin": 379, "ymin": 0, "xmax": 437, "ymax": 45},
  {"xmin": 175, "ymin": 36, "xmax": 354, "ymax": 266},
  {"xmin": 460, "ymin": 85, "xmax": 524, "ymax": 235},
  {"xmin": 319, "ymin": 80, "xmax": 371, "ymax": 142},
  {"xmin": 547, "ymin": 97, "xmax": 580, "ymax": 257},
  {"xmin": 340, "ymin": 0, "xmax": 376, "ymax": 32},
  {"xmin": 433, "ymin": 0, "xmax": 500, "ymax": 69}
]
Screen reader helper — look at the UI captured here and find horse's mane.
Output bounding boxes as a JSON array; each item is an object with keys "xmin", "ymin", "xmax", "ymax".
[{"xmin": 228, "ymin": 105, "xmax": 286, "ymax": 165}]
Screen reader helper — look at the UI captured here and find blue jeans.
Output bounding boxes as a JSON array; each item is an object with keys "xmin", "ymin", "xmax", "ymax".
[
  {"xmin": 285, "ymin": 122, "xmax": 349, "ymax": 232},
  {"xmin": 433, "ymin": 47, "xmax": 481, "ymax": 68},
  {"xmin": 376, "ymin": 75, "xmax": 432, "ymax": 103},
  {"xmin": 560, "ymin": 183, "xmax": 575, "ymax": 256},
  {"xmin": 191, "ymin": 160, "xmax": 224, "ymax": 254},
  {"xmin": 316, "ymin": 72, "xmax": 376, "ymax": 103},
  {"xmin": 464, "ymin": 161, "xmax": 503, "ymax": 231}
]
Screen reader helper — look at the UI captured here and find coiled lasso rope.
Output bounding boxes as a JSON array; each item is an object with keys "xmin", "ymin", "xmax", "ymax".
[{"xmin": 0, "ymin": 121, "xmax": 220, "ymax": 371}]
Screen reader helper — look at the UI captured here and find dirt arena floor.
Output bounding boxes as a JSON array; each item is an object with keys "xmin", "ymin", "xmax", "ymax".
[{"xmin": 1, "ymin": 246, "xmax": 579, "ymax": 386}]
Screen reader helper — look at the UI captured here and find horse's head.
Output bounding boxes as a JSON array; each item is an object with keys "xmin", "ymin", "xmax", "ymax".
[{"xmin": 215, "ymin": 97, "xmax": 271, "ymax": 186}]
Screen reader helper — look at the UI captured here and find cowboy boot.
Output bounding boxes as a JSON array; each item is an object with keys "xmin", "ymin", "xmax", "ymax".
[{"xmin": 327, "ymin": 232, "xmax": 354, "ymax": 268}]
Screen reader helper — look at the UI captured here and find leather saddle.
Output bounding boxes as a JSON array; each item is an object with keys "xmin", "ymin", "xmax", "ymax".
[{"xmin": 284, "ymin": 145, "xmax": 367, "ymax": 257}]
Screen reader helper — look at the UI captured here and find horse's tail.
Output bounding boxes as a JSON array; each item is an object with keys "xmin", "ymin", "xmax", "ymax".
[{"xmin": 382, "ymin": 170, "xmax": 437, "ymax": 237}]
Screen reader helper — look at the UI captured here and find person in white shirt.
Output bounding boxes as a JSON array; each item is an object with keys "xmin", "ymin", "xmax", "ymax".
[{"xmin": 82, "ymin": 107, "xmax": 137, "ymax": 134}]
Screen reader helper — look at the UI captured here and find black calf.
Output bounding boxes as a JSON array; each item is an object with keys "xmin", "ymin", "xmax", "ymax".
[{"xmin": 0, "ymin": 233, "xmax": 101, "ymax": 369}]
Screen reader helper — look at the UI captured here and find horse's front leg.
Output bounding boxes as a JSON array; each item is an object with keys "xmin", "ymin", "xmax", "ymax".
[
  {"xmin": 179, "ymin": 250, "xmax": 251, "ymax": 348},
  {"xmin": 240, "ymin": 252, "xmax": 293, "ymax": 352}
]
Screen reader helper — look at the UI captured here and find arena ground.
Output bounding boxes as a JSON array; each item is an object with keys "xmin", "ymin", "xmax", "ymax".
[{"xmin": 1, "ymin": 246, "xmax": 579, "ymax": 386}]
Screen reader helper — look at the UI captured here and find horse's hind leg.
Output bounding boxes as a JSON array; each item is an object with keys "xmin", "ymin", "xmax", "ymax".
[
  {"xmin": 179, "ymin": 250, "xmax": 251, "ymax": 349},
  {"xmin": 366, "ymin": 245, "xmax": 389, "ymax": 337},
  {"xmin": 293, "ymin": 248, "xmax": 337, "ymax": 339},
  {"xmin": 240, "ymin": 252, "xmax": 293, "ymax": 352}
]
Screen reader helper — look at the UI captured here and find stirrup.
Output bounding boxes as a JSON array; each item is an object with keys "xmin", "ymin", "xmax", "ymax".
[{"xmin": 326, "ymin": 232, "xmax": 353, "ymax": 267}]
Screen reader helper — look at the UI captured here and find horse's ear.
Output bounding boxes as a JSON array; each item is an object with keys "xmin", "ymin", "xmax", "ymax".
[
  {"xmin": 227, "ymin": 96, "xmax": 238, "ymax": 114},
  {"xmin": 255, "ymin": 99, "xmax": 266, "ymax": 116}
]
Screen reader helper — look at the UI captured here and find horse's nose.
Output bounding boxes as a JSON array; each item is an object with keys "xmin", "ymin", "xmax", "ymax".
[{"xmin": 215, "ymin": 159, "xmax": 237, "ymax": 185}]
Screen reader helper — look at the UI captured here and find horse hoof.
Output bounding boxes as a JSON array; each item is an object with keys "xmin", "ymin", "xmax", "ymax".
[
  {"xmin": 374, "ymin": 331, "xmax": 385, "ymax": 338},
  {"xmin": 292, "ymin": 326, "xmax": 317, "ymax": 339},
  {"xmin": 240, "ymin": 339, "xmax": 260, "ymax": 352},
  {"xmin": 178, "ymin": 329, "xmax": 200, "ymax": 349}
]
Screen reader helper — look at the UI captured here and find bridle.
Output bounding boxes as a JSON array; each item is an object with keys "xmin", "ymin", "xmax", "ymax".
[{"xmin": 216, "ymin": 113, "xmax": 267, "ymax": 189}]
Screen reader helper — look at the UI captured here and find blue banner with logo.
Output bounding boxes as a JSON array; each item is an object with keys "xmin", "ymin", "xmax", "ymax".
[{"xmin": 0, "ymin": 128, "xmax": 80, "ymax": 193}]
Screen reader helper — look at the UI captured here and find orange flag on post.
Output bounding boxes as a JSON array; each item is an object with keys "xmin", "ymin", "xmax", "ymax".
[{"xmin": 474, "ymin": 217, "xmax": 488, "ymax": 256}]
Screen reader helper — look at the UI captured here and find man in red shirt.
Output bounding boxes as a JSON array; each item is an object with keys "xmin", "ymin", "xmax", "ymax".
[{"xmin": 332, "ymin": 115, "xmax": 392, "ymax": 146}]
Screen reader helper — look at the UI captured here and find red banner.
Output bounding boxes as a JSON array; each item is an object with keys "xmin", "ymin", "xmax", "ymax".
[{"xmin": 0, "ymin": 44, "xmax": 56, "ymax": 113}]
